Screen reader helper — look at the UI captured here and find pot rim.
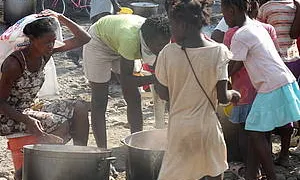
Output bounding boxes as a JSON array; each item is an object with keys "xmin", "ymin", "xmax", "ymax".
[
  {"xmin": 122, "ymin": 129, "xmax": 166, "ymax": 151},
  {"xmin": 24, "ymin": 144, "xmax": 111, "ymax": 154},
  {"xmin": 130, "ymin": 2, "xmax": 159, "ymax": 8}
]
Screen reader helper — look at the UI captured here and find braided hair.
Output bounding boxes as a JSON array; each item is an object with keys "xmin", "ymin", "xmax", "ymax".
[
  {"xmin": 23, "ymin": 17, "xmax": 57, "ymax": 38},
  {"xmin": 169, "ymin": 0, "xmax": 213, "ymax": 29},
  {"xmin": 141, "ymin": 14, "xmax": 171, "ymax": 46}
]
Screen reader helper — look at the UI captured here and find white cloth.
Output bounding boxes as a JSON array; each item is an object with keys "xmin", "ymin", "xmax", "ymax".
[
  {"xmin": 83, "ymin": 26, "xmax": 121, "ymax": 83},
  {"xmin": 90, "ymin": 0, "xmax": 114, "ymax": 19},
  {"xmin": 155, "ymin": 40, "xmax": 229, "ymax": 180},
  {"xmin": 231, "ymin": 20, "xmax": 295, "ymax": 93},
  {"xmin": 139, "ymin": 30, "xmax": 157, "ymax": 66},
  {"xmin": 214, "ymin": 18, "xmax": 228, "ymax": 32}
]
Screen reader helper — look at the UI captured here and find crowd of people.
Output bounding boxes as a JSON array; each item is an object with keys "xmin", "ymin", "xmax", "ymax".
[{"xmin": 0, "ymin": 0, "xmax": 300, "ymax": 179}]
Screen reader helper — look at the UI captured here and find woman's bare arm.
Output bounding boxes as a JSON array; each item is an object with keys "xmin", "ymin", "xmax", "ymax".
[{"xmin": 40, "ymin": 10, "xmax": 91, "ymax": 53}]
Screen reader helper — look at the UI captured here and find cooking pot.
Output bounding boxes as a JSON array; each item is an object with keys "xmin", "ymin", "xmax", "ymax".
[
  {"xmin": 122, "ymin": 129, "xmax": 167, "ymax": 180},
  {"xmin": 130, "ymin": 2, "xmax": 159, "ymax": 18},
  {"xmin": 22, "ymin": 144, "xmax": 115, "ymax": 180}
]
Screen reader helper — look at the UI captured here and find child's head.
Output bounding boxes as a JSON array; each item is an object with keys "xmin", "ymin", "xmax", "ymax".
[
  {"xmin": 141, "ymin": 14, "xmax": 171, "ymax": 55},
  {"xmin": 23, "ymin": 17, "xmax": 58, "ymax": 55},
  {"xmin": 221, "ymin": 0, "xmax": 250, "ymax": 27},
  {"xmin": 168, "ymin": 0, "xmax": 213, "ymax": 42}
]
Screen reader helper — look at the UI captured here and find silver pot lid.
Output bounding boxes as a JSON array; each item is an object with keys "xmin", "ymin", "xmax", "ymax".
[
  {"xmin": 123, "ymin": 129, "xmax": 167, "ymax": 151},
  {"xmin": 130, "ymin": 2, "xmax": 159, "ymax": 7},
  {"xmin": 24, "ymin": 144, "xmax": 111, "ymax": 154}
]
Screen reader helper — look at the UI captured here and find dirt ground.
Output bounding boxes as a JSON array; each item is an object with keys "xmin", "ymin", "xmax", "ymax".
[
  {"xmin": 0, "ymin": 14, "xmax": 158, "ymax": 180},
  {"xmin": 1, "ymin": 3, "xmax": 300, "ymax": 180}
]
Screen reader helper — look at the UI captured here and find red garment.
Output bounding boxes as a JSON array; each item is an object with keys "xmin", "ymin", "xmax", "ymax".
[
  {"xmin": 224, "ymin": 27, "xmax": 257, "ymax": 105},
  {"xmin": 142, "ymin": 64, "xmax": 154, "ymax": 91}
]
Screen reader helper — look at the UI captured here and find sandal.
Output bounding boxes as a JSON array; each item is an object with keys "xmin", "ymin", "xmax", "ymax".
[{"xmin": 225, "ymin": 162, "xmax": 246, "ymax": 180}]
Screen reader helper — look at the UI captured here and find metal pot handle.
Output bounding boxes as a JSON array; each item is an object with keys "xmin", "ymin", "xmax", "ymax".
[
  {"xmin": 120, "ymin": 138, "xmax": 125, "ymax": 145},
  {"xmin": 106, "ymin": 157, "xmax": 117, "ymax": 161},
  {"xmin": 97, "ymin": 157, "xmax": 117, "ymax": 171}
]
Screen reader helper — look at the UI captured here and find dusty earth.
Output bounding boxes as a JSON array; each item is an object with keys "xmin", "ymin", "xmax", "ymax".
[{"xmin": 0, "ymin": 2, "xmax": 300, "ymax": 180}]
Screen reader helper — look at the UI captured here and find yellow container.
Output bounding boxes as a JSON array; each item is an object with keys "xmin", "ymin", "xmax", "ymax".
[
  {"xmin": 119, "ymin": 7, "xmax": 134, "ymax": 14},
  {"xmin": 223, "ymin": 103, "xmax": 233, "ymax": 117}
]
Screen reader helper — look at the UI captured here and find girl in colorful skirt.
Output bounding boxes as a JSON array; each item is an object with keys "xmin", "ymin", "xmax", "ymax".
[{"xmin": 221, "ymin": 0, "xmax": 300, "ymax": 179}]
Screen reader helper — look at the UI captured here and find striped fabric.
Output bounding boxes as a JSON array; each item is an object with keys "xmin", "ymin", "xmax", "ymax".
[{"xmin": 258, "ymin": 0, "xmax": 299, "ymax": 61}]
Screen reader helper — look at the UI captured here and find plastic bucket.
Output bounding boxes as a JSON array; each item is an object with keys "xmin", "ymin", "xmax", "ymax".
[
  {"xmin": 119, "ymin": 7, "xmax": 133, "ymax": 14},
  {"xmin": 7, "ymin": 134, "xmax": 38, "ymax": 170}
]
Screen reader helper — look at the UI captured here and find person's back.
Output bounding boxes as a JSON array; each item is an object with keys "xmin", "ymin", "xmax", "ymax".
[
  {"xmin": 158, "ymin": 41, "xmax": 229, "ymax": 118},
  {"xmin": 155, "ymin": 0, "xmax": 241, "ymax": 179},
  {"xmin": 232, "ymin": 21, "xmax": 295, "ymax": 92},
  {"xmin": 156, "ymin": 34, "xmax": 230, "ymax": 180},
  {"xmin": 258, "ymin": 0, "xmax": 299, "ymax": 61},
  {"xmin": 91, "ymin": 14, "xmax": 145, "ymax": 60}
]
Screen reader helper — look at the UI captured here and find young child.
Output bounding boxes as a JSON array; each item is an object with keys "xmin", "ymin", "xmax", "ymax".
[
  {"xmin": 225, "ymin": 0, "xmax": 281, "ymax": 174},
  {"xmin": 155, "ymin": 0, "xmax": 241, "ymax": 179},
  {"xmin": 221, "ymin": 0, "xmax": 300, "ymax": 179}
]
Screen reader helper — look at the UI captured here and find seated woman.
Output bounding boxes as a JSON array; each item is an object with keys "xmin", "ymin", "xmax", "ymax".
[{"xmin": 0, "ymin": 10, "xmax": 91, "ymax": 179}]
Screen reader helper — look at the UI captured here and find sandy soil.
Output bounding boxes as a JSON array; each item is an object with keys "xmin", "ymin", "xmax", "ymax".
[{"xmin": 0, "ymin": 15, "xmax": 158, "ymax": 180}]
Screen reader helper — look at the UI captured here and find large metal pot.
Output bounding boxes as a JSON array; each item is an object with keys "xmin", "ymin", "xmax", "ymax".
[
  {"xmin": 23, "ymin": 144, "xmax": 115, "ymax": 180},
  {"xmin": 122, "ymin": 129, "xmax": 167, "ymax": 180},
  {"xmin": 130, "ymin": 2, "xmax": 159, "ymax": 18},
  {"xmin": 4, "ymin": 0, "xmax": 36, "ymax": 25}
]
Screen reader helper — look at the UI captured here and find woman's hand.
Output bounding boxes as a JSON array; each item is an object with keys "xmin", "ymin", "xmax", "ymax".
[
  {"xmin": 39, "ymin": 9, "xmax": 62, "ymax": 19},
  {"xmin": 38, "ymin": 133, "xmax": 64, "ymax": 144},
  {"xmin": 25, "ymin": 116, "xmax": 63, "ymax": 144},
  {"xmin": 25, "ymin": 116, "xmax": 45, "ymax": 136}
]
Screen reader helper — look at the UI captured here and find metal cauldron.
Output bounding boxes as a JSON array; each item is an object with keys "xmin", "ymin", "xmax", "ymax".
[
  {"xmin": 130, "ymin": 2, "xmax": 159, "ymax": 18},
  {"xmin": 23, "ymin": 144, "xmax": 115, "ymax": 180},
  {"xmin": 122, "ymin": 129, "xmax": 167, "ymax": 180}
]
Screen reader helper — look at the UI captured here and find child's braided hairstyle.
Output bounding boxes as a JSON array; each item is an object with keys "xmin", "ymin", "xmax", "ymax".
[
  {"xmin": 169, "ymin": 0, "xmax": 213, "ymax": 28},
  {"xmin": 141, "ymin": 14, "xmax": 171, "ymax": 44}
]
